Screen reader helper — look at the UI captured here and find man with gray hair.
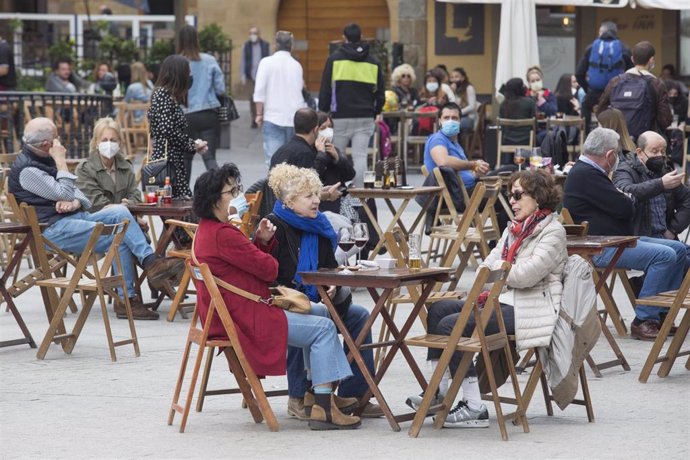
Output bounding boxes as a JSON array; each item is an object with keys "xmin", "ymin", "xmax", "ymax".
[
  {"xmin": 8, "ymin": 117, "xmax": 183, "ymax": 320},
  {"xmin": 564, "ymin": 127, "xmax": 686, "ymax": 341},
  {"xmin": 253, "ymin": 30, "xmax": 305, "ymax": 165}
]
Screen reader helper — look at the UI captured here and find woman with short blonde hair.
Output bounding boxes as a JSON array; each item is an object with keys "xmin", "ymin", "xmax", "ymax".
[{"xmin": 391, "ymin": 63, "xmax": 419, "ymax": 108}]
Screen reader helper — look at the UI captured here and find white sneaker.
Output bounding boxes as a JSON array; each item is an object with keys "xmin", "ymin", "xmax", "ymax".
[
  {"xmin": 405, "ymin": 392, "xmax": 443, "ymax": 411},
  {"xmin": 437, "ymin": 400, "xmax": 489, "ymax": 428}
]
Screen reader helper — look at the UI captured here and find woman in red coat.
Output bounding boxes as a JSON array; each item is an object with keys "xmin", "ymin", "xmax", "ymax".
[{"xmin": 191, "ymin": 163, "xmax": 360, "ymax": 431}]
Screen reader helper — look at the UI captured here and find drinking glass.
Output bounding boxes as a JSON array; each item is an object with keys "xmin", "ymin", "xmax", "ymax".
[
  {"xmin": 353, "ymin": 223, "xmax": 369, "ymax": 265},
  {"xmin": 514, "ymin": 148, "xmax": 529, "ymax": 171},
  {"xmin": 363, "ymin": 171, "xmax": 376, "ymax": 189},
  {"xmin": 337, "ymin": 226, "xmax": 355, "ymax": 266},
  {"xmin": 145, "ymin": 186, "xmax": 158, "ymax": 204},
  {"xmin": 408, "ymin": 233, "xmax": 422, "ymax": 270},
  {"xmin": 530, "ymin": 147, "xmax": 543, "ymax": 170}
]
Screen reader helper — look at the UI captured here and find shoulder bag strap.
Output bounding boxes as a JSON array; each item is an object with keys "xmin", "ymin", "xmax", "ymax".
[{"xmin": 191, "ymin": 232, "xmax": 270, "ymax": 304}]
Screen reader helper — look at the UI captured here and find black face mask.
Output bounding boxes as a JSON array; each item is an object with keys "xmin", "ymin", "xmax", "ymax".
[
  {"xmin": 188, "ymin": 75, "xmax": 194, "ymax": 89},
  {"xmin": 645, "ymin": 155, "xmax": 667, "ymax": 176}
]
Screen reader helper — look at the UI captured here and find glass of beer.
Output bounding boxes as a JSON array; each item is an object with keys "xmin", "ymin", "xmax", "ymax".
[
  {"xmin": 408, "ymin": 233, "xmax": 422, "ymax": 270},
  {"xmin": 363, "ymin": 171, "xmax": 375, "ymax": 189}
]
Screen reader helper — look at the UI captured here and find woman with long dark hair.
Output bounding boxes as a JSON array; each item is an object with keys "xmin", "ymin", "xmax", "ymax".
[
  {"xmin": 148, "ymin": 55, "xmax": 208, "ymax": 199},
  {"xmin": 554, "ymin": 73, "xmax": 580, "ymax": 116},
  {"xmin": 499, "ymin": 77, "xmax": 536, "ymax": 146},
  {"xmin": 177, "ymin": 25, "xmax": 226, "ymax": 181},
  {"xmin": 450, "ymin": 67, "xmax": 477, "ymax": 131}
]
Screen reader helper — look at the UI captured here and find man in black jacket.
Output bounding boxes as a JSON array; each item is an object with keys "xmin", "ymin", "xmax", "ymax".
[
  {"xmin": 563, "ymin": 128, "xmax": 686, "ymax": 341},
  {"xmin": 612, "ymin": 131, "xmax": 690, "ymax": 266},
  {"xmin": 575, "ymin": 21, "xmax": 632, "ymax": 135},
  {"xmin": 318, "ymin": 23, "xmax": 385, "ymax": 187}
]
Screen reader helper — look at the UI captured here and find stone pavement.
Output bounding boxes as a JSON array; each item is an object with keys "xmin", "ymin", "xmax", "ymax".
[{"xmin": 1, "ymin": 101, "xmax": 689, "ymax": 459}]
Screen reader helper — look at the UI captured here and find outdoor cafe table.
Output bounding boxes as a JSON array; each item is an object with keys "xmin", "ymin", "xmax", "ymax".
[
  {"xmin": 127, "ymin": 200, "xmax": 194, "ymax": 306},
  {"xmin": 566, "ymin": 235, "xmax": 638, "ymax": 377},
  {"xmin": 300, "ymin": 266, "xmax": 452, "ymax": 431},
  {"xmin": 0, "ymin": 223, "xmax": 36, "ymax": 349},
  {"xmin": 348, "ymin": 186, "xmax": 443, "ymax": 260}
]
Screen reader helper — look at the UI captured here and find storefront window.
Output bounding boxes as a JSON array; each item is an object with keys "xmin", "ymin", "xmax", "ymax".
[{"xmin": 536, "ymin": 6, "xmax": 577, "ymax": 89}]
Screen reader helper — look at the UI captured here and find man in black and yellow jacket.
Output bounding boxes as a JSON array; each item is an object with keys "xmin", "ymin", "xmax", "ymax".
[{"xmin": 318, "ymin": 23, "xmax": 385, "ymax": 188}]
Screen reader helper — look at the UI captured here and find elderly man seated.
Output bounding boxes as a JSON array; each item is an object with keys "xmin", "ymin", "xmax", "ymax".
[
  {"xmin": 613, "ymin": 130, "xmax": 690, "ymax": 271},
  {"xmin": 563, "ymin": 127, "xmax": 687, "ymax": 341},
  {"xmin": 8, "ymin": 117, "xmax": 182, "ymax": 320}
]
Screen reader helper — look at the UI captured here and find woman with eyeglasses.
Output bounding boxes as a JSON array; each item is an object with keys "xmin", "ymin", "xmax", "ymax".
[
  {"xmin": 391, "ymin": 63, "xmax": 419, "ymax": 109},
  {"xmin": 406, "ymin": 170, "xmax": 567, "ymax": 429},
  {"xmin": 191, "ymin": 163, "xmax": 360, "ymax": 431}
]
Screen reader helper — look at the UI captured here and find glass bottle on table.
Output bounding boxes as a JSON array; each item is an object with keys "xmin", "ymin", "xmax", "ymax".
[{"xmin": 163, "ymin": 176, "xmax": 172, "ymax": 204}]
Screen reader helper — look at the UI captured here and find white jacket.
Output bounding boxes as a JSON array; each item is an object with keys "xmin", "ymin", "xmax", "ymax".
[{"xmin": 480, "ymin": 213, "xmax": 568, "ymax": 350}]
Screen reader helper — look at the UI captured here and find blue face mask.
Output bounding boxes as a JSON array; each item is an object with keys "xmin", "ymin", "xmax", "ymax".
[
  {"xmin": 440, "ymin": 119, "xmax": 460, "ymax": 137},
  {"xmin": 228, "ymin": 194, "xmax": 249, "ymax": 219}
]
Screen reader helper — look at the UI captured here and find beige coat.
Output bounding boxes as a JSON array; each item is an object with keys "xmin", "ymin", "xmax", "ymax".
[
  {"xmin": 480, "ymin": 213, "xmax": 568, "ymax": 351},
  {"xmin": 76, "ymin": 152, "xmax": 141, "ymax": 212}
]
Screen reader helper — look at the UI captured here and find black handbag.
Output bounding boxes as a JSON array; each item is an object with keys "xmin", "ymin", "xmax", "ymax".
[
  {"xmin": 141, "ymin": 136, "xmax": 175, "ymax": 190},
  {"xmin": 217, "ymin": 94, "xmax": 239, "ymax": 123}
]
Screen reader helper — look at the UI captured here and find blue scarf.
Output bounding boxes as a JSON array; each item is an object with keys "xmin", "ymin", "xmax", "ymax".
[{"xmin": 273, "ymin": 200, "xmax": 337, "ymax": 302}]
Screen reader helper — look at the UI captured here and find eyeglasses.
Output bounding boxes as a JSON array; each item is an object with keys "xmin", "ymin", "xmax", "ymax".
[
  {"xmin": 509, "ymin": 191, "xmax": 526, "ymax": 201},
  {"xmin": 401, "ymin": 74, "xmax": 411, "ymax": 78},
  {"xmin": 221, "ymin": 184, "xmax": 244, "ymax": 198}
]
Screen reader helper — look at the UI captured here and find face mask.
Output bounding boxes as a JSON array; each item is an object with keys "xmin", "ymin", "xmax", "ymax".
[
  {"xmin": 228, "ymin": 193, "xmax": 249, "ymax": 219},
  {"xmin": 98, "ymin": 141, "xmax": 119, "ymax": 159},
  {"xmin": 440, "ymin": 119, "xmax": 461, "ymax": 137},
  {"xmin": 530, "ymin": 80, "xmax": 543, "ymax": 92},
  {"xmin": 571, "ymin": 87, "xmax": 577, "ymax": 96},
  {"xmin": 188, "ymin": 75, "xmax": 194, "ymax": 89},
  {"xmin": 645, "ymin": 155, "xmax": 667, "ymax": 176},
  {"xmin": 425, "ymin": 82, "xmax": 439, "ymax": 93},
  {"xmin": 607, "ymin": 151, "xmax": 620, "ymax": 173},
  {"xmin": 249, "ymin": 33, "xmax": 258, "ymax": 43},
  {"xmin": 318, "ymin": 127, "xmax": 334, "ymax": 142}
]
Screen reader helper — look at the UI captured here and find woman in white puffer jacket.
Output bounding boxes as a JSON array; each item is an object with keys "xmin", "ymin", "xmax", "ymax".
[{"xmin": 406, "ymin": 170, "xmax": 567, "ymax": 428}]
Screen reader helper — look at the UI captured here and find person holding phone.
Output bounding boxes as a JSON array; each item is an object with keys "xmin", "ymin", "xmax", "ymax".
[{"xmin": 270, "ymin": 108, "xmax": 351, "ymax": 210}]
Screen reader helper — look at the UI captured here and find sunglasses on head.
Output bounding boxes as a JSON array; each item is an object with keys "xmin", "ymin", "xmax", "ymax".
[{"xmin": 509, "ymin": 191, "xmax": 525, "ymax": 201}]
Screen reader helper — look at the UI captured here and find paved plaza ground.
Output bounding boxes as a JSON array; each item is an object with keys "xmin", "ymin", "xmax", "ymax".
[{"xmin": 1, "ymin": 102, "xmax": 689, "ymax": 459}]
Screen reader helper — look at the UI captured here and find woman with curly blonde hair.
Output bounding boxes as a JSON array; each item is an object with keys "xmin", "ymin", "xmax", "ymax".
[
  {"xmin": 391, "ymin": 63, "xmax": 419, "ymax": 108},
  {"xmin": 267, "ymin": 163, "xmax": 383, "ymax": 421}
]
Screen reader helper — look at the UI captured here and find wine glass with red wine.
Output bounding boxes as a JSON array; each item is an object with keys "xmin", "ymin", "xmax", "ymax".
[
  {"xmin": 338, "ymin": 226, "xmax": 355, "ymax": 266},
  {"xmin": 353, "ymin": 223, "xmax": 369, "ymax": 266}
]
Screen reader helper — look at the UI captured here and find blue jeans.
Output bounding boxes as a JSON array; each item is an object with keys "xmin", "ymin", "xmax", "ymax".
[
  {"xmin": 262, "ymin": 121, "xmax": 294, "ymax": 165},
  {"xmin": 592, "ymin": 236, "xmax": 686, "ymax": 321},
  {"xmin": 287, "ymin": 303, "xmax": 374, "ymax": 398},
  {"xmin": 42, "ymin": 205, "xmax": 154, "ymax": 298},
  {"xmin": 332, "ymin": 118, "xmax": 375, "ymax": 187},
  {"xmin": 285, "ymin": 310, "xmax": 352, "ymax": 387}
]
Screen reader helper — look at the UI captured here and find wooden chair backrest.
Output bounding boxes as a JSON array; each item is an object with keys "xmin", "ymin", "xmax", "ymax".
[
  {"xmin": 432, "ymin": 167, "xmax": 465, "ymax": 226},
  {"xmin": 563, "ymin": 221, "xmax": 589, "ymax": 237},
  {"xmin": 0, "ymin": 152, "xmax": 19, "ymax": 168},
  {"xmin": 438, "ymin": 182, "xmax": 486, "ymax": 269},
  {"xmin": 91, "ymin": 220, "xmax": 129, "ymax": 281},
  {"xmin": 497, "ymin": 117, "xmax": 538, "ymax": 129},
  {"xmin": 561, "ymin": 207, "xmax": 575, "ymax": 225},
  {"xmin": 421, "ymin": 164, "xmax": 429, "ymax": 178},
  {"xmin": 240, "ymin": 191, "xmax": 263, "ymax": 238},
  {"xmin": 165, "ymin": 219, "xmax": 199, "ymax": 240}
]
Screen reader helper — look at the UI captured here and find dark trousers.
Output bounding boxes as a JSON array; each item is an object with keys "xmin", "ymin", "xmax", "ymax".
[
  {"xmin": 582, "ymin": 89, "xmax": 603, "ymax": 136},
  {"xmin": 426, "ymin": 299, "xmax": 515, "ymax": 377},
  {"xmin": 185, "ymin": 109, "xmax": 220, "ymax": 184}
]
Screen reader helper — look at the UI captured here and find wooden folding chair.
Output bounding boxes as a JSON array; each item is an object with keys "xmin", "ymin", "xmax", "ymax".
[
  {"xmin": 546, "ymin": 116, "xmax": 585, "ymax": 161},
  {"xmin": 464, "ymin": 177, "xmax": 502, "ymax": 260},
  {"xmin": 168, "ymin": 261, "xmax": 283, "ymax": 433},
  {"xmin": 374, "ymin": 227, "xmax": 467, "ymax": 369},
  {"xmin": 406, "ymin": 262, "xmax": 529, "ymax": 440},
  {"xmin": 116, "ymin": 102, "xmax": 150, "ymax": 159},
  {"xmin": 165, "ymin": 219, "xmax": 199, "ymax": 322},
  {"xmin": 239, "ymin": 191, "xmax": 262, "ymax": 238},
  {"xmin": 32, "ymin": 208, "xmax": 140, "ymax": 361},
  {"xmin": 496, "ymin": 117, "xmax": 537, "ymax": 168},
  {"xmin": 426, "ymin": 183, "xmax": 486, "ymax": 291},
  {"xmin": 636, "ymin": 270, "xmax": 690, "ymax": 383}
]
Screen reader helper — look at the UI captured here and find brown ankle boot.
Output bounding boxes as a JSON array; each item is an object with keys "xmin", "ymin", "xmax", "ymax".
[
  {"xmin": 308, "ymin": 393, "xmax": 361, "ymax": 431},
  {"xmin": 115, "ymin": 296, "xmax": 159, "ymax": 320},
  {"xmin": 304, "ymin": 391, "xmax": 359, "ymax": 416},
  {"xmin": 145, "ymin": 257, "xmax": 185, "ymax": 290}
]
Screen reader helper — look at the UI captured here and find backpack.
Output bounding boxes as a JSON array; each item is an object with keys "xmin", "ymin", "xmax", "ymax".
[
  {"xmin": 540, "ymin": 127, "xmax": 569, "ymax": 169},
  {"xmin": 587, "ymin": 38, "xmax": 624, "ymax": 91},
  {"xmin": 609, "ymin": 73, "xmax": 655, "ymax": 140},
  {"xmin": 376, "ymin": 119, "xmax": 392, "ymax": 159}
]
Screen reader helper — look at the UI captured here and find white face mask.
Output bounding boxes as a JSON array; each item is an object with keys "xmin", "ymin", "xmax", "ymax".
[
  {"xmin": 98, "ymin": 141, "xmax": 119, "ymax": 159},
  {"xmin": 530, "ymin": 80, "xmax": 543, "ymax": 92},
  {"xmin": 426, "ymin": 82, "xmax": 439, "ymax": 93},
  {"xmin": 249, "ymin": 33, "xmax": 258, "ymax": 43},
  {"xmin": 319, "ymin": 127, "xmax": 334, "ymax": 142}
]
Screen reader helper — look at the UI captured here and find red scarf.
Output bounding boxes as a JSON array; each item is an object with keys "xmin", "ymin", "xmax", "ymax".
[{"xmin": 501, "ymin": 209, "xmax": 552, "ymax": 263}]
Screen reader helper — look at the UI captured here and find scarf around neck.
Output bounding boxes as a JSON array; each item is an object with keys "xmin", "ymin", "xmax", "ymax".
[
  {"xmin": 273, "ymin": 200, "xmax": 337, "ymax": 302},
  {"xmin": 501, "ymin": 209, "xmax": 552, "ymax": 264}
]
